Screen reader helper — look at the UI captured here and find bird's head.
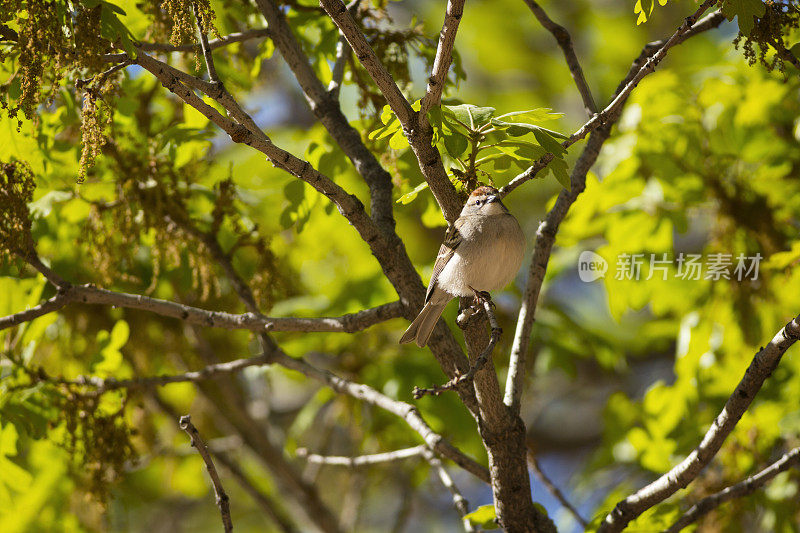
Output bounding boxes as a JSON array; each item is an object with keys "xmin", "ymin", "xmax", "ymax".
[{"xmin": 461, "ymin": 186, "xmax": 507, "ymax": 216}]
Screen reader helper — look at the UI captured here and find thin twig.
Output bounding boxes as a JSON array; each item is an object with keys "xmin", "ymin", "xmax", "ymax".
[
  {"xmin": 296, "ymin": 445, "xmax": 427, "ymax": 466},
  {"xmin": 57, "ymin": 354, "xmax": 271, "ymax": 394},
  {"xmin": 328, "ymin": 32, "xmax": 350, "ymax": 97},
  {"xmin": 420, "ymin": 448, "xmax": 475, "ymax": 533},
  {"xmin": 0, "ymin": 290, "xmax": 70, "ymax": 330},
  {"xmin": 193, "ymin": 3, "xmax": 220, "ymax": 82},
  {"xmin": 142, "ymin": 28, "xmax": 270, "ymax": 53},
  {"xmin": 266, "ymin": 344, "xmax": 490, "ymax": 484},
  {"xmin": 502, "ymin": 8, "xmax": 725, "ymax": 415},
  {"xmin": 413, "ymin": 299, "xmax": 501, "ymax": 399},
  {"xmin": 319, "ymin": 0, "xmax": 413, "ymax": 124},
  {"xmin": 213, "ymin": 451, "xmax": 300, "ymax": 533},
  {"xmin": 327, "ymin": 0, "xmax": 360, "ymax": 97},
  {"xmin": 179, "ymin": 415, "xmax": 233, "ymax": 533},
  {"xmin": 319, "ymin": 0, "xmax": 463, "ymax": 221},
  {"xmin": 528, "ymin": 451, "xmax": 588, "ymax": 528},
  {"xmin": 521, "ymin": 0, "xmax": 596, "ymax": 115},
  {"xmin": 499, "ymin": 0, "xmax": 720, "ymax": 197},
  {"xmin": 418, "ymin": 0, "xmax": 466, "ymax": 122},
  {"xmin": 666, "ymin": 447, "xmax": 800, "ymax": 532},
  {"xmin": 598, "ymin": 313, "xmax": 800, "ymax": 533},
  {"xmin": 0, "ymin": 272, "xmax": 403, "ymax": 334}
]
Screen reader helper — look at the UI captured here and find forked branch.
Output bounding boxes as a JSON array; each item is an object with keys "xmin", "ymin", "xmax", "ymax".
[{"xmin": 598, "ymin": 313, "xmax": 800, "ymax": 533}]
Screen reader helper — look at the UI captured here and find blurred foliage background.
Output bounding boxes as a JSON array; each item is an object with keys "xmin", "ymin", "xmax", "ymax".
[{"xmin": 0, "ymin": 0, "xmax": 799, "ymax": 531}]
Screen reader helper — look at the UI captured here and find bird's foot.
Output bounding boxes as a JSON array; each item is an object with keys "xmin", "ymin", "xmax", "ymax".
[{"xmin": 468, "ymin": 287, "xmax": 495, "ymax": 312}]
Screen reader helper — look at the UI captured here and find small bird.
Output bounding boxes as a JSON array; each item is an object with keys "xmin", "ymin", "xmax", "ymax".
[{"xmin": 399, "ymin": 186, "xmax": 526, "ymax": 347}]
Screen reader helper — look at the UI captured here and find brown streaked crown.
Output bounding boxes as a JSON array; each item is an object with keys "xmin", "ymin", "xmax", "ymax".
[{"xmin": 470, "ymin": 186, "xmax": 499, "ymax": 197}]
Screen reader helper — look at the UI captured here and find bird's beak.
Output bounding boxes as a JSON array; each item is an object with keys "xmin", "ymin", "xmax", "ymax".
[{"xmin": 486, "ymin": 195, "xmax": 500, "ymax": 204}]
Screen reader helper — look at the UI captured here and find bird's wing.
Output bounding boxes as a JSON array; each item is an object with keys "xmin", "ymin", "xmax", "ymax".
[{"xmin": 425, "ymin": 220, "xmax": 463, "ymax": 303}]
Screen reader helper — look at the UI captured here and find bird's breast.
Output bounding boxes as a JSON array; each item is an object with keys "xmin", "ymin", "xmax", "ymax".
[{"xmin": 437, "ymin": 214, "xmax": 525, "ymax": 296}]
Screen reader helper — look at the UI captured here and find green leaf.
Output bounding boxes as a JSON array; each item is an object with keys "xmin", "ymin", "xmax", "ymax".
[
  {"xmin": 284, "ymin": 180, "xmax": 306, "ymax": 206},
  {"xmin": 99, "ymin": 1, "xmax": 137, "ymax": 57},
  {"xmin": 634, "ymin": 0, "xmax": 655, "ymax": 25},
  {"xmin": 495, "ymin": 108, "xmax": 564, "ymax": 123},
  {"xmin": 369, "ymin": 120, "xmax": 401, "ymax": 141},
  {"xmin": 444, "ymin": 104, "xmax": 495, "ymax": 129},
  {"xmin": 546, "ymin": 157, "xmax": 570, "ymax": 190},
  {"xmin": 380, "ymin": 104, "xmax": 395, "ymax": 125},
  {"xmin": 532, "ymin": 126, "xmax": 567, "ymax": 156},
  {"xmin": 443, "ymin": 132, "xmax": 469, "ymax": 159},
  {"xmin": 396, "ymin": 181, "xmax": 429, "ymax": 204},
  {"xmin": 721, "ymin": 0, "xmax": 766, "ymax": 36},
  {"xmin": 464, "ymin": 504, "xmax": 499, "ymax": 529},
  {"xmin": 28, "ymin": 190, "xmax": 72, "ymax": 218},
  {"xmin": 389, "ymin": 129, "xmax": 408, "ymax": 150}
]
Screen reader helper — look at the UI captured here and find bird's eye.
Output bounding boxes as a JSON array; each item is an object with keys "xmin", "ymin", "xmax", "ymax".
[{"xmin": 475, "ymin": 199, "xmax": 482, "ymax": 206}]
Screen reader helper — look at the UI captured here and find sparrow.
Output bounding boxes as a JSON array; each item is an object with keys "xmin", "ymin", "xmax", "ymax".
[{"xmin": 399, "ymin": 186, "xmax": 526, "ymax": 347}]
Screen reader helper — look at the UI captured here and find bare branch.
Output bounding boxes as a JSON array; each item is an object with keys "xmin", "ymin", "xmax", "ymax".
[
  {"xmin": 528, "ymin": 451, "xmax": 588, "ymax": 528},
  {"xmin": 521, "ymin": 0, "xmax": 596, "ymax": 115},
  {"xmin": 0, "ymin": 290, "xmax": 69, "ymax": 330},
  {"xmin": 500, "ymin": 0, "xmax": 720, "ymax": 197},
  {"xmin": 319, "ymin": 0, "xmax": 462, "ymax": 222},
  {"xmin": 178, "ymin": 415, "xmax": 233, "ymax": 533},
  {"xmin": 504, "ymin": 123, "xmax": 611, "ymax": 412},
  {"xmin": 503, "ymin": 10, "xmax": 726, "ymax": 413},
  {"xmin": 213, "ymin": 451, "xmax": 300, "ymax": 533},
  {"xmin": 266, "ymin": 344, "xmax": 490, "ymax": 484},
  {"xmin": 193, "ymin": 3, "xmax": 220, "ymax": 82},
  {"xmin": 254, "ymin": 0, "xmax": 397, "ymax": 234},
  {"xmin": 318, "ymin": 0, "xmax": 414, "ymax": 125},
  {"xmin": 60, "ymin": 354, "xmax": 271, "ymax": 394},
  {"xmin": 328, "ymin": 32, "xmax": 350, "ymax": 97},
  {"xmin": 140, "ymin": 28, "xmax": 270, "ymax": 53},
  {"xmin": 420, "ymin": 447, "xmax": 475, "ymax": 532},
  {"xmin": 666, "ymin": 447, "xmax": 800, "ymax": 532},
  {"xmin": 0, "ymin": 275, "xmax": 403, "ymax": 334},
  {"xmin": 296, "ymin": 445, "xmax": 427, "ymax": 466},
  {"xmin": 413, "ymin": 299, "xmax": 501, "ymax": 399},
  {"xmin": 598, "ymin": 313, "xmax": 800, "ymax": 533},
  {"xmin": 418, "ymin": 0, "xmax": 466, "ymax": 121}
]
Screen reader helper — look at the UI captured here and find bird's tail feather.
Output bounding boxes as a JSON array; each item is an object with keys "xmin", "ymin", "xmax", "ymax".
[{"xmin": 399, "ymin": 302, "xmax": 447, "ymax": 347}]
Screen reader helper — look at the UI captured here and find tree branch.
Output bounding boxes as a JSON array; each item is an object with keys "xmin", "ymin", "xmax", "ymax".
[
  {"xmin": 666, "ymin": 447, "xmax": 800, "ymax": 532},
  {"xmin": 319, "ymin": 0, "xmax": 463, "ymax": 222},
  {"xmin": 318, "ymin": 0, "xmax": 414, "ymax": 125},
  {"xmin": 213, "ymin": 451, "xmax": 300, "ymax": 533},
  {"xmin": 110, "ymin": 39, "xmax": 477, "ymax": 415},
  {"xmin": 521, "ymin": 0, "xmax": 596, "ymax": 116},
  {"xmin": 0, "ymin": 289, "xmax": 70, "ymax": 330},
  {"xmin": 296, "ymin": 445, "xmax": 427, "ymax": 466},
  {"xmin": 528, "ymin": 451, "xmax": 588, "ymax": 529},
  {"xmin": 101, "ymin": 28, "xmax": 271, "ymax": 63},
  {"xmin": 58, "ymin": 354, "xmax": 271, "ymax": 394},
  {"xmin": 504, "ymin": 122, "xmax": 611, "ymax": 412},
  {"xmin": 420, "ymin": 447, "xmax": 475, "ymax": 533},
  {"xmin": 328, "ymin": 32, "xmax": 350, "ymax": 97},
  {"xmin": 418, "ymin": 0, "xmax": 466, "ymax": 122},
  {"xmin": 0, "ymin": 276, "xmax": 403, "ymax": 334},
  {"xmin": 598, "ymin": 313, "xmax": 800, "ymax": 533},
  {"xmin": 503, "ymin": 8, "xmax": 725, "ymax": 413},
  {"xmin": 254, "ymin": 0, "xmax": 396, "ymax": 234},
  {"xmin": 265, "ymin": 344, "xmax": 490, "ymax": 484},
  {"xmin": 500, "ymin": 0, "xmax": 720, "ymax": 197},
  {"xmin": 178, "ymin": 415, "xmax": 233, "ymax": 533},
  {"xmin": 413, "ymin": 299, "xmax": 501, "ymax": 399},
  {"xmin": 193, "ymin": 3, "xmax": 220, "ymax": 82}
]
